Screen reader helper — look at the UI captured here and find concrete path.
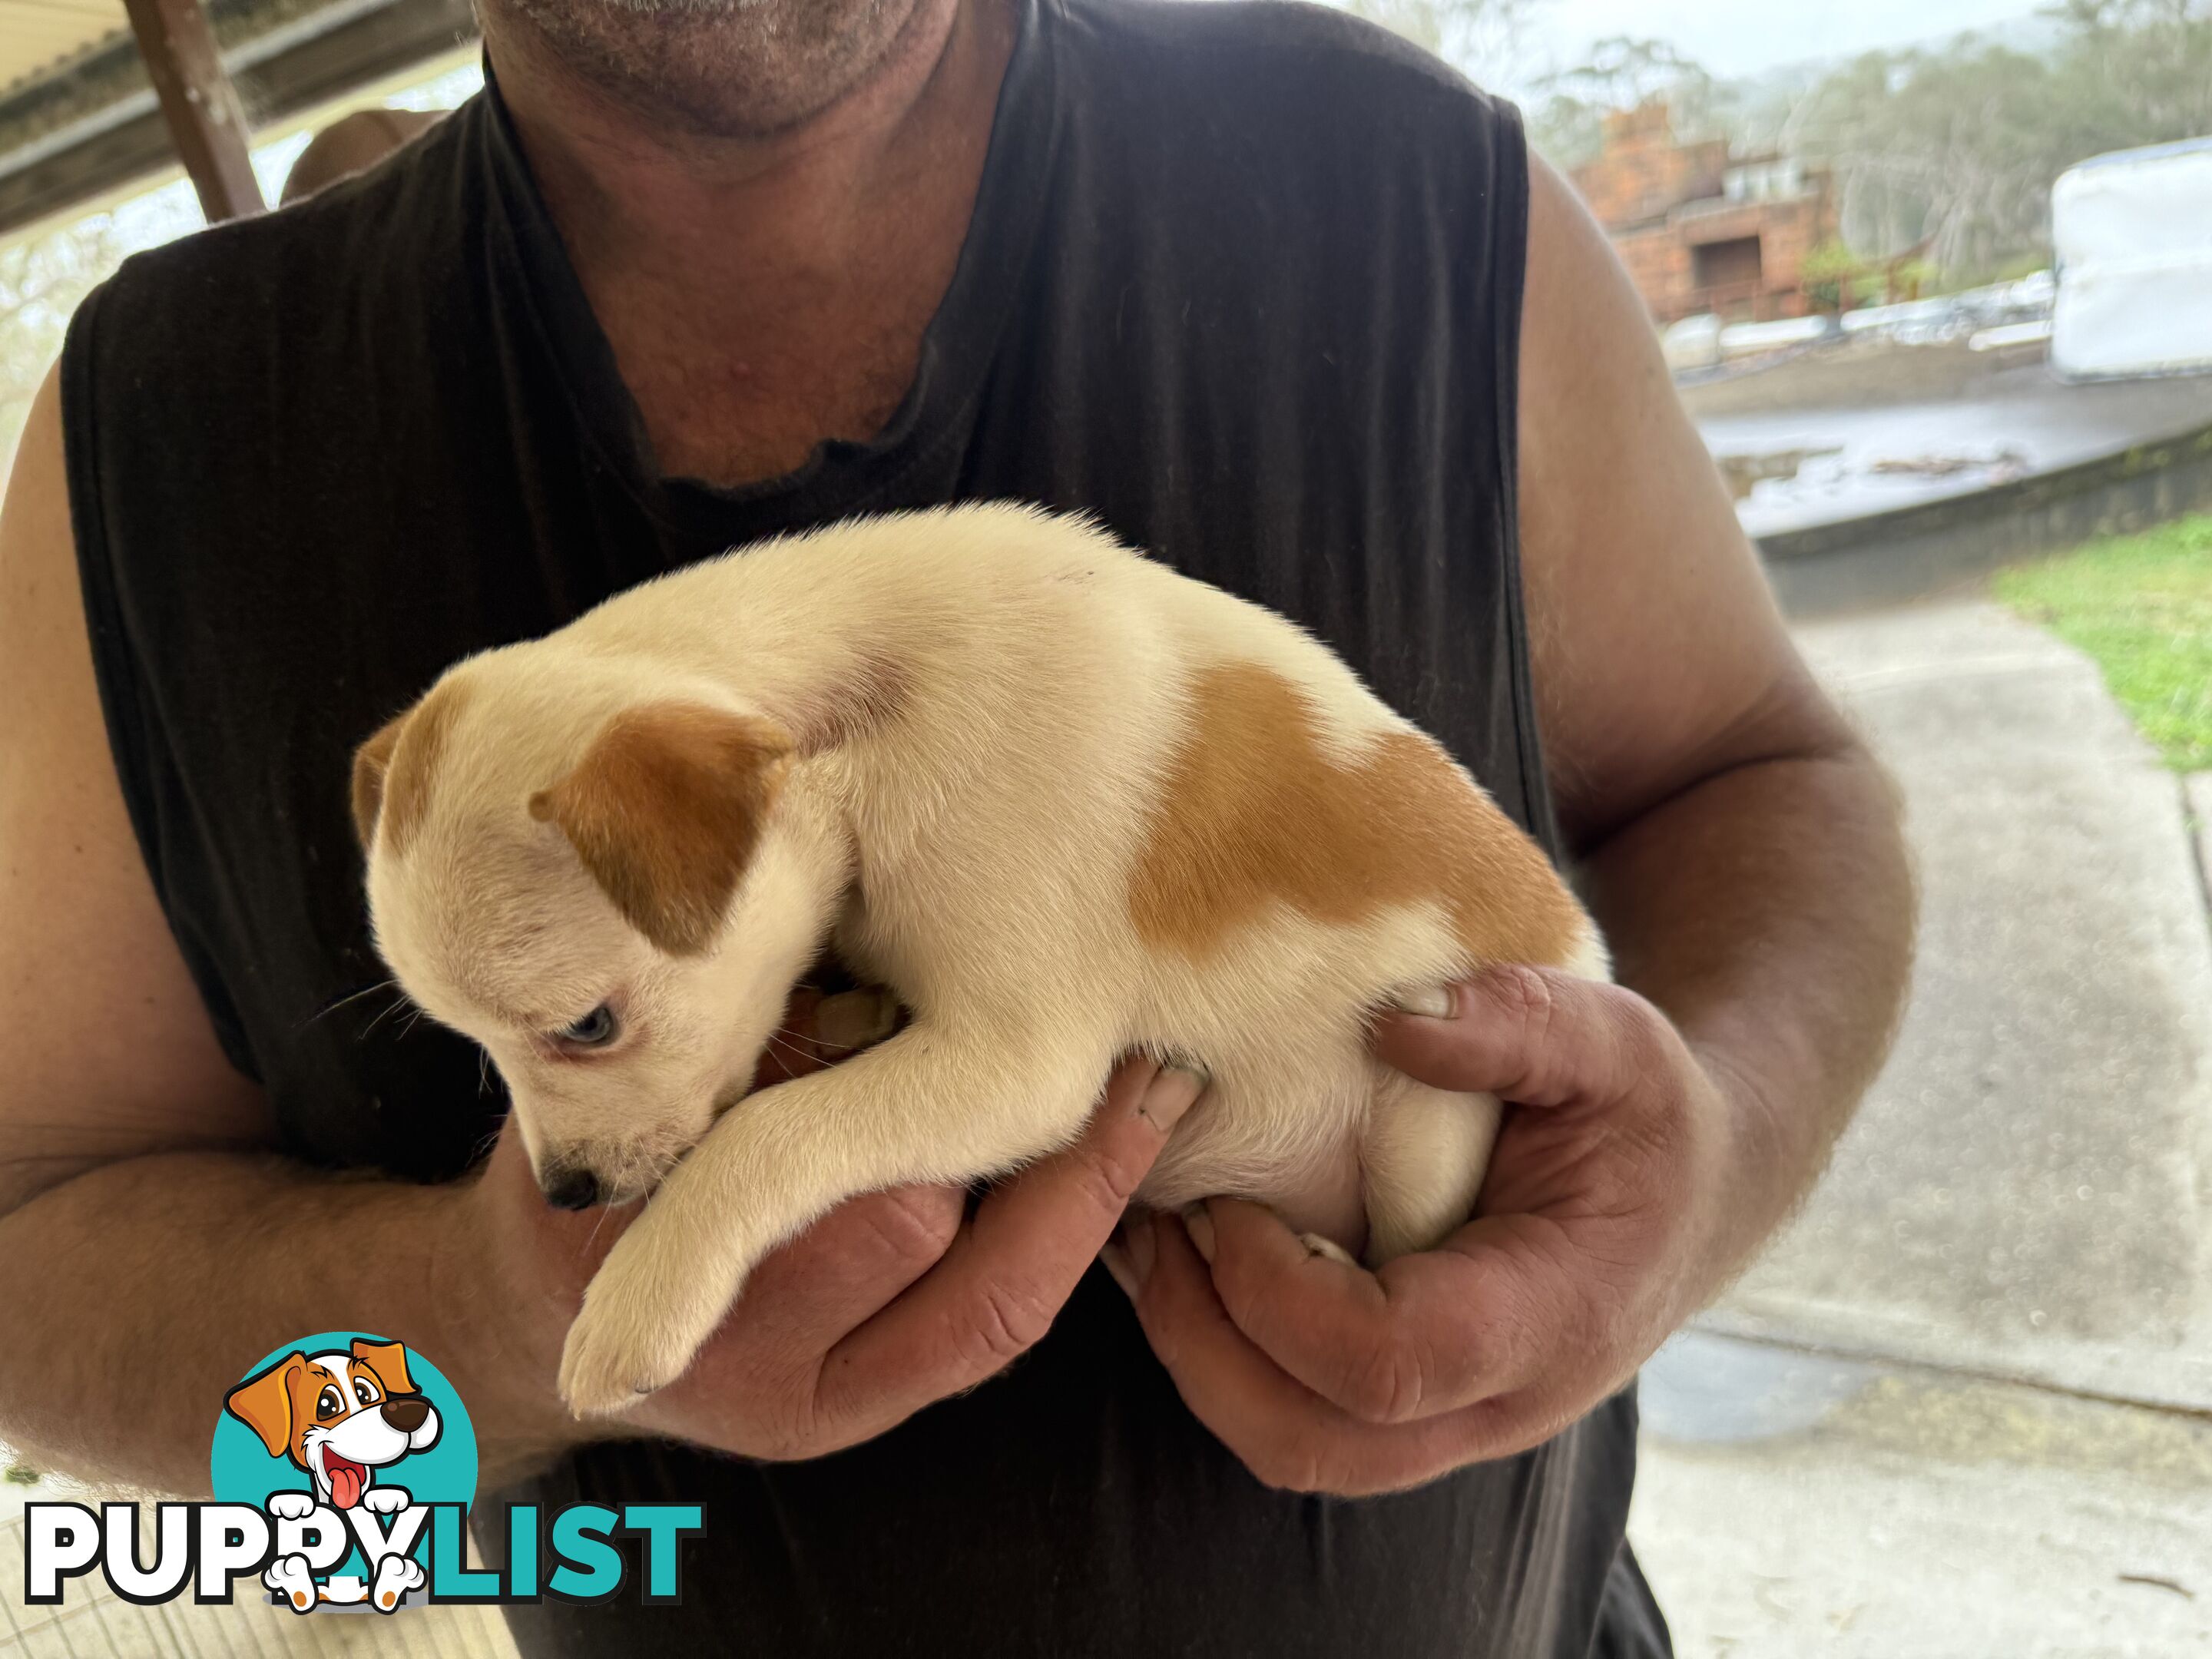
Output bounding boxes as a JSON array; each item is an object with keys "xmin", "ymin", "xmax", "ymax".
[
  {"xmin": 1631, "ymin": 601, "xmax": 2212, "ymax": 1655},
  {"xmin": 1634, "ymin": 1331, "xmax": 2212, "ymax": 1657},
  {"xmin": 2190, "ymin": 773, "xmax": 2212, "ymax": 924}
]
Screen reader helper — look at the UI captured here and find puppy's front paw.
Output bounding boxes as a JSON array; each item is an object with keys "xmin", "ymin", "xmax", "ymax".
[
  {"xmin": 557, "ymin": 1228, "xmax": 749, "ymax": 1418},
  {"xmin": 371, "ymin": 1552, "xmax": 426, "ymax": 1612},
  {"xmin": 359, "ymin": 1485, "xmax": 410, "ymax": 1516},
  {"xmin": 265, "ymin": 1553, "xmax": 317, "ymax": 1614},
  {"xmin": 266, "ymin": 1491, "xmax": 317, "ymax": 1522}
]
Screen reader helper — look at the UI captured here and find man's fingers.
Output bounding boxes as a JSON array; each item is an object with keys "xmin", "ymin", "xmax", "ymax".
[
  {"xmin": 752, "ymin": 987, "xmax": 826, "ymax": 1087},
  {"xmin": 812, "ymin": 1057, "xmax": 1204, "ymax": 1441},
  {"xmin": 1197, "ymin": 1198, "xmax": 1564, "ymax": 1423},
  {"xmin": 1131, "ymin": 1212, "xmax": 1505, "ymax": 1495},
  {"xmin": 644, "ymin": 1181, "xmax": 965, "ymax": 1445},
  {"xmin": 812, "ymin": 988, "xmax": 902, "ymax": 1056},
  {"xmin": 751, "ymin": 987, "xmax": 902, "ymax": 1088},
  {"xmin": 1372, "ymin": 966, "xmax": 1667, "ymax": 1107},
  {"xmin": 726, "ymin": 1184, "xmax": 966, "ymax": 1356}
]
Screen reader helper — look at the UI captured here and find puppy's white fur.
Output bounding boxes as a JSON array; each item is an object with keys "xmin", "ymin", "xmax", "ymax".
[{"xmin": 356, "ymin": 505, "xmax": 1606, "ymax": 1416}]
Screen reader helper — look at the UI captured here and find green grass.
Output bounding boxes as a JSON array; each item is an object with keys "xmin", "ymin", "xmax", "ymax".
[{"xmin": 1995, "ymin": 515, "xmax": 2212, "ymax": 773}]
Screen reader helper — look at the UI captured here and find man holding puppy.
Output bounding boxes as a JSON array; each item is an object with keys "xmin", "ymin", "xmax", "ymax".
[{"xmin": 0, "ymin": 0, "xmax": 1912, "ymax": 1652}]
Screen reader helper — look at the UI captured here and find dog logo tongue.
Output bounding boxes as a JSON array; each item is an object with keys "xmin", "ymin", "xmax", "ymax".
[{"xmin": 326, "ymin": 1455, "xmax": 367, "ymax": 1510}]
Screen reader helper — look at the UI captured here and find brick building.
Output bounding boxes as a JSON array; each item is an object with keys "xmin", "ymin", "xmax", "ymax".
[{"xmin": 1570, "ymin": 102, "xmax": 1839, "ymax": 325}]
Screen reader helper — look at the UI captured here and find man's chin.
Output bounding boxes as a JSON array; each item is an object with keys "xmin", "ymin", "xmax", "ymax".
[{"xmin": 488, "ymin": 0, "xmax": 922, "ymax": 141}]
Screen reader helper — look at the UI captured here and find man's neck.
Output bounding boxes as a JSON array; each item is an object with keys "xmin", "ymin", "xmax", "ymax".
[{"xmin": 485, "ymin": 0, "xmax": 1016, "ymax": 488}]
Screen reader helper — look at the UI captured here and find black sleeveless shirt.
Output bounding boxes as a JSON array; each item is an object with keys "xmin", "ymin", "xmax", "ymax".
[{"xmin": 63, "ymin": 1, "xmax": 1665, "ymax": 1651}]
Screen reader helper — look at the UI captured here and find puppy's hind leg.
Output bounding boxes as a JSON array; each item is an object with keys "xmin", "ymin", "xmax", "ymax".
[{"xmin": 1357, "ymin": 1062, "xmax": 1502, "ymax": 1266}]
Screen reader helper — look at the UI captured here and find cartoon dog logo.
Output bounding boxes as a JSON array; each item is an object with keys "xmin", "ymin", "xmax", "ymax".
[{"xmin": 224, "ymin": 1337, "xmax": 441, "ymax": 1610}]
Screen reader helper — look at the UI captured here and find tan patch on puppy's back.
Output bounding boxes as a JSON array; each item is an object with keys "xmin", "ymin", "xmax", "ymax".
[
  {"xmin": 531, "ymin": 703, "xmax": 794, "ymax": 957},
  {"xmin": 351, "ymin": 680, "xmax": 469, "ymax": 855},
  {"xmin": 1131, "ymin": 663, "xmax": 1582, "ymax": 966}
]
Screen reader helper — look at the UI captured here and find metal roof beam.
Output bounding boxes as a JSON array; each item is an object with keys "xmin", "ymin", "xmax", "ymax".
[{"xmin": 0, "ymin": 0, "xmax": 473, "ymax": 237}]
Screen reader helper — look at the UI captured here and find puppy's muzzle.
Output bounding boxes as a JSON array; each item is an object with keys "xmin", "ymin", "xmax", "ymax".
[{"xmin": 542, "ymin": 1165, "xmax": 602, "ymax": 1211}]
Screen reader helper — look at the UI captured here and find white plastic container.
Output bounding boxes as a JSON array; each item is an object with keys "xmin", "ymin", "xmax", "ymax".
[{"xmin": 2051, "ymin": 137, "xmax": 2212, "ymax": 382}]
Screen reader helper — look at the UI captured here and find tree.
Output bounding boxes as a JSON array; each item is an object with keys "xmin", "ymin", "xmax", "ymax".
[
  {"xmin": 2045, "ymin": 0, "xmax": 2212, "ymax": 153},
  {"xmin": 1522, "ymin": 37, "xmax": 1733, "ymax": 168},
  {"xmin": 0, "ymin": 214, "xmax": 134, "ymax": 465},
  {"xmin": 1789, "ymin": 1, "xmax": 2210, "ymax": 280}
]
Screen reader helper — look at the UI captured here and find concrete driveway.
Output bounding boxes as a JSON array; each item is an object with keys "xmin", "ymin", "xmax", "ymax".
[{"xmin": 1631, "ymin": 601, "xmax": 2212, "ymax": 1657}]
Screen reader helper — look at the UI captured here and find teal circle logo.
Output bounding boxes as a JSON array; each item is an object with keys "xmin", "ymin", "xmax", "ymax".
[
  {"xmin": 213, "ymin": 1333, "xmax": 477, "ymax": 1510},
  {"xmin": 211, "ymin": 1333, "xmax": 476, "ymax": 1609}
]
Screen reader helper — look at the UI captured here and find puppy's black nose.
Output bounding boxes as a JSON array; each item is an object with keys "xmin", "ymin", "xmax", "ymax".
[
  {"xmin": 544, "ymin": 1168, "xmax": 602, "ymax": 1211},
  {"xmin": 381, "ymin": 1396, "xmax": 430, "ymax": 1433}
]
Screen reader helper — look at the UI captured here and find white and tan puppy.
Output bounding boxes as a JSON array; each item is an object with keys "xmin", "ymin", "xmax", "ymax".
[{"xmin": 352, "ymin": 505, "xmax": 1606, "ymax": 1416}]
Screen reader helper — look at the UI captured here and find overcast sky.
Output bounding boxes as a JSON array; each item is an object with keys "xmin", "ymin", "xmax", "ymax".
[{"xmin": 1509, "ymin": 0, "xmax": 2045, "ymax": 87}]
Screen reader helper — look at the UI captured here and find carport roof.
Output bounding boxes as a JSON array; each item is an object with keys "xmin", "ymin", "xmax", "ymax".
[{"xmin": 0, "ymin": 0, "xmax": 472, "ymax": 236}]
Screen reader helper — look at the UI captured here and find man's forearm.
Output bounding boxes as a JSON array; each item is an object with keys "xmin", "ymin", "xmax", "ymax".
[
  {"xmin": 0, "ymin": 1151, "xmax": 571, "ymax": 1495},
  {"xmin": 1580, "ymin": 737, "xmax": 1914, "ymax": 1278}
]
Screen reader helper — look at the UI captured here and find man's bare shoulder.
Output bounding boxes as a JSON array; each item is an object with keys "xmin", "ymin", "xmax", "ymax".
[{"xmin": 1515, "ymin": 151, "xmax": 1859, "ymax": 850}]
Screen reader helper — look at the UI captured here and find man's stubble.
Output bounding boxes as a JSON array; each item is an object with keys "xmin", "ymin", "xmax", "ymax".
[{"xmin": 486, "ymin": 0, "xmax": 935, "ymax": 137}]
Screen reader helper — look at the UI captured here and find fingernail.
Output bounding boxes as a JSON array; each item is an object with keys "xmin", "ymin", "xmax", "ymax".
[
  {"xmin": 1122, "ymin": 1210, "xmax": 1158, "ymax": 1283},
  {"xmin": 1180, "ymin": 1202, "xmax": 1216, "ymax": 1265},
  {"xmin": 1099, "ymin": 1239, "xmax": 1138, "ymax": 1300},
  {"xmin": 1137, "ymin": 1064, "xmax": 1208, "ymax": 1131},
  {"xmin": 813, "ymin": 988, "xmax": 899, "ymax": 1052},
  {"xmin": 1391, "ymin": 985, "xmax": 1458, "ymax": 1019}
]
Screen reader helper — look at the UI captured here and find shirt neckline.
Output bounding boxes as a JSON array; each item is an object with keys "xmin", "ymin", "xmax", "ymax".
[{"xmin": 473, "ymin": 0, "xmax": 1062, "ymax": 544}]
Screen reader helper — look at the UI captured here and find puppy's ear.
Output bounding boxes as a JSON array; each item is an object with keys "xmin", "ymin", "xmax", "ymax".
[
  {"xmin": 351, "ymin": 713, "xmax": 409, "ymax": 849},
  {"xmin": 350, "ymin": 1337, "xmax": 416, "ymax": 1398},
  {"xmin": 226, "ymin": 1353, "xmax": 306, "ymax": 1459},
  {"xmin": 351, "ymin": 681, "xmax": 470, "ymax": 856},
  {"xmin": 531, "ymin": 704, "xmax": 794, "ymax": 956}
]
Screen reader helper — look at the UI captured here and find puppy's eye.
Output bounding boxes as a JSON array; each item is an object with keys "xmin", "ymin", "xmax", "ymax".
[
  {"xmin": 557, "ymin": 1005, "xmax": 619, "ymax": 1048},
  {"xmin": 353, "ymin": 1377, "xmax": 380, "ymax": 1406},
  {"xmin": 316, "ymin": 1386, "xmax": 345, "ymax": 1420}
]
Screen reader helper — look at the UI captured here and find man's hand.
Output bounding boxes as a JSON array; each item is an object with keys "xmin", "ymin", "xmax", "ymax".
[
  {"xmin": 1087, "ymin": 146, "xmax": 1892, "ymax": 1501},
  {"xmin": 1108, "ymin": 966, "xmax": 1735, "ymax": 1498},
  {"xmin": 462, "ymin": 996, "xmax": 1205, "ymax": 1471}
]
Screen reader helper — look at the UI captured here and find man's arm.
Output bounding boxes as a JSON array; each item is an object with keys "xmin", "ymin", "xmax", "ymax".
[
  {"xmin": 0, "ymin": 363, "xmax": 1199, "ymax": 1495},
  {"xmin": 1515, "ymin": 147, "xmax": 1914, "ymax": 1274},
  {"xmin": 0, "ymin": 365, "xmax": 558, "ymax": 1490},
  {"xmin": 1109, "ymin": 153, "xmax": 1914, "ymax": 1493}
]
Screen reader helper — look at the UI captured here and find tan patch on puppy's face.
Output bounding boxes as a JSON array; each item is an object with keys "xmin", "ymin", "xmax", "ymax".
[
  {"xmin": 351, "ymin": 680, "xmax": 469, "ymax": 855},
  {"xmin": 349, "ymin": 1337, "xmax": 414, "ymax": 1398},
  {"xmin": 362, "ymin": 664, "xmax": 823, "ymax": 1209},
  {"xmin": 530, "ymin": 703, "xmax": 795, "ymax": 956},
  {"xmin": 1131, "ymin": 663, "xmax": 1581, "ymax": 965}
]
